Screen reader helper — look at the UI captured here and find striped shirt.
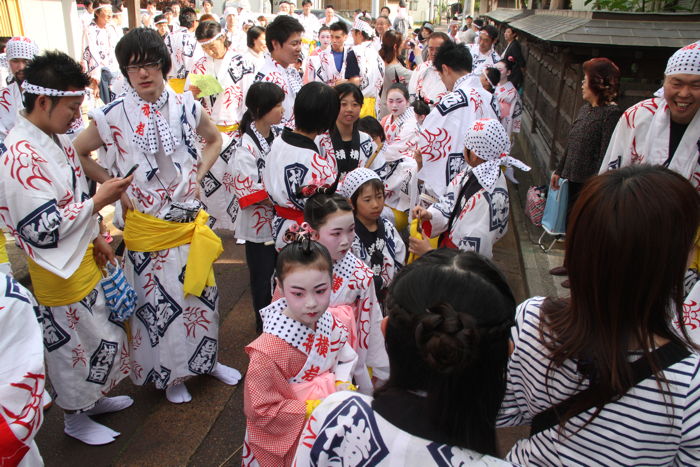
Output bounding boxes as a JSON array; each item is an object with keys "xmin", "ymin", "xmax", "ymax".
[{"xmin": 497, "ymin": 297, "xmax": 700, "ymax": 466}]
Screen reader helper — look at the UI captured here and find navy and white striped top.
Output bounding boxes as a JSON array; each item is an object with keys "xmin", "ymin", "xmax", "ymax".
[{"xmin": 497, "ymin": 297, "xmax": 700, "ymax": 466}]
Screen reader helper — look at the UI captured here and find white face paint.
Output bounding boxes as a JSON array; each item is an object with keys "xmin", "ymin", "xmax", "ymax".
[
  {"xmin": 313, "ymin": 211, "xmax": 355, "ymax": 261},
  {"xmin": 280, "ymin": 267, "xmax": 332, "ymax": 328},
  {"xmin": 387, "ymin": 89, "xmax": 409, "ymax": 118}
]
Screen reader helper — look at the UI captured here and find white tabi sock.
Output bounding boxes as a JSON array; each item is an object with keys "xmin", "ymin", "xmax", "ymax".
[
  {"xmin": 64, "ymin": 413, "xmax": 119, "ymax": 446},
  {"xmin": 84, "ymin": 396, "xmax": 133, "ymax": 416},
  {"xmin": 165, "ymin": 382, "xmax": 192, "ymax": 404},
  {"xmin": 210, "ymin": 362, "xmax": 242, "ymax": 386}
]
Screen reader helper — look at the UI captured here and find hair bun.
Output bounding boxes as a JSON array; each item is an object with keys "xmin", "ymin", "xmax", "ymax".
[{"xmin": 414, "ymin": 303, "xmax": 478, "ymax": 374}]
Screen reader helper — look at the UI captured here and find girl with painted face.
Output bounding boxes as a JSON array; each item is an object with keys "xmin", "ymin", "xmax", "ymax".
[
  {"xmin": 377, "ymin": 82, "xmax": 420, "ymax": 231},
  {"xmin": 300, "ymin": 189, "xmax": 390, "ymax": 395},
  {"xmin": 243, "ymin": 238, "xmax": 358, "ymax": 467}
]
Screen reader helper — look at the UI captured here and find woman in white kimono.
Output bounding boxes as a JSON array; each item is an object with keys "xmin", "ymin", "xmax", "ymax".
[
  {"xmin": 262, "ymin": 82, "xmax": 340, "ymax": 251},
  {"xmin": 410, "ymin": 118, "xmax": 530, "ymax": 259},
  {"xmin": 189, "ymin": 21, "xmax": 257, "ymax": 231},
  {"xmin": 231, "ymin": 82, "xmax": 284, "ymax": 333},
  {"xmin": 74, "ymin": 28, "xmax": 240, "ymax": 405},
  {"xmin": 315, "ymin": 83, "xmax": 385, "ymax": 186},
  {"xmin": 0, "ymin": 51, "xmax": 134, "ymax": 445},
  {"xmin": 294, "ymin": 249, "xmax": 516, "ymax": 466},
  {"xmin": 377, "ymin": 83, "xmax": 419, "ymax": 231}
]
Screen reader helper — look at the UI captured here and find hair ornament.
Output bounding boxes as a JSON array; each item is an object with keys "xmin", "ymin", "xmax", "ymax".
[{"xmin": 299, "ymin": 182, "xmax": 333, "ymax": 198}]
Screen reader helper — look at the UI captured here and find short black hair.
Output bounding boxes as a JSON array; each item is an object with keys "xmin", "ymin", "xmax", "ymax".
[
  {"xmin": 474, "ymin": 18, "xmax": 484, "ymax": 28},
  {"xmin": 433, "ymin": 41, "xmax": 472, "ymax": 73},
  {"xmin": 179, "ymin": 6, "xmax": 197, "ymax": 28},
  {"xmin": 357, "ymin": 116, "xmax": 385, "ymax": 142},
  {"xmin": 329, "ymin": 21, "xmax": 348, "ymax": 34},
  {"xmin": 350, "ymin": 178, "xmax": 384, "ymax": 209},
  {"xmin": 154, "ymin": 13, "xmax": 166, "ymax": 23},
  {"xmin": 294, "ymin": 82, "xmax": 340, "ymax": 134},
  {"xmin": 23, "ymin": 50, "xmax": 90, "ymax": 113},
  {"xmin": 482, "ymin": 24, "xmax": 498, "ymax": 41},
  {"xmin": 239, "ymin": 82, "xmax": 285, "ymax": 134},
  {"xmin": 381, "ymin": 6, "xmax": 390, "ymax": 13},
  {"xmin": 247, "ymin": 25, "xmax": 265, "ymax": 49},
  {"xmin": 115, "ymin": 28, "xmax": 172, "ymax": 85},
  {"xmin": 302, "ymin": 0, "xmax": 312, "ymax": 5},
  {"xmin": 276, "ymin": 239, "xmax": 333, "ymax": 283},
  {"xmin": 266, "ymin": 15, "xmax": 304, "ymax": 51},
  {"xmin": 326, "ymin": 4, "xmax": 334, "ymax": 8},
  {"xmin": 412, "ymin": 99, "xmax": 430, "ymax": 116},
  {"xmin": 483, "ymin": 67, "xmax": 500, "ymax": 92},
  {"xmin": 202, "ymin": 0, "xmax": 212, "ymax": 4},
  {"xmin": 334, "ymin": 82, "xmax": 363, "ymax": 106},
  {"xmin": 318, "ymin": 25, "xmax": 330, "ymax": 34}
]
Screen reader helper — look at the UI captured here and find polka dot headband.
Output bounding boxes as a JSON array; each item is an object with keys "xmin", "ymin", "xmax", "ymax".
[
  {"xmin": 466, "ymin": 118, "xmax": 530, "ymax": 190},
  {"xmin": 352, "ymin": 19, "xmax": 375, "ymax": 38},
  {"xmin": 340, "ymin": 168, "xmax": 381, "ymax": 199},
  {"xmin": 665, "ymin": 41, "xmax": 700, "ymax": 76},
  {"xmin": 22, "ymin": 82, "xmax": 88, "ymax": 97},
  {"xmin": 5, "ymin": 37, "xmax": 39, "ymax": 61}
]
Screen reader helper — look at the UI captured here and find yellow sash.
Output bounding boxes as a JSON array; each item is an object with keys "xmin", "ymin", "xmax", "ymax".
[
  {"xmin": 359, "ymin": 97, "xmax": 377, "ymax": 119},
  {"xmin": 0, "ymin": 234, "xmax": 8, "ymax": 264},
  {"xmin": 216, "ymin": 123, "xmax": 239, "ymax": 134},
  {"xmin": 27, "ymin": 244, "xmax": 102, "ymax": 307},
  {"xmin": 123, "ymin": 209, "xmax": 223, "ymax": 297},
  {"xmin": 168, "ymin": 78, "xmax": 187, "ymax": 94},
  {"xmin": 391, "ymin": 208, "xmax": 408, "ymax": 232},
  {"xmin": 691, "ymin": 229, "xmax": 700, "ymax": 271},
  {"xmin": 407, "ymin": 218, "xmax": 439, "ymax": 264}
]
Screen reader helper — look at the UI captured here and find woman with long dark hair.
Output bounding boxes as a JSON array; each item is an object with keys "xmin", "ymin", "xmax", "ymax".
[
  {"xmin": 378, "ymin": 29, "xmax": 412, "ymax": 119},
  {"xmin": 294, "ymin": 249, "xmax": 516, "ymax": 464},
  {"xmin": 499, "ymin": 165, "xmax": 700, "ymax": 465}
]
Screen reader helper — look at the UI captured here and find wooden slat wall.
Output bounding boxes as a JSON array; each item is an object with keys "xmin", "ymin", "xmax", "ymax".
[{"xmin": 0, "ymin": 0, "xmax": 24, "ymax": 37}]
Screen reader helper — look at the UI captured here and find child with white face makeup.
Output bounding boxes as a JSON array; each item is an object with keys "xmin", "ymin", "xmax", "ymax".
[
  {"xmin": 377, "ymin": 83, "xmax": 420, "ymax": 231},
  {"xmin": 301, "ymin": 189, "xmax": 390, "ymax": 394},
  {"xmin": 243, "ymin": 239, "xmax": 358, "ymax": 467}
]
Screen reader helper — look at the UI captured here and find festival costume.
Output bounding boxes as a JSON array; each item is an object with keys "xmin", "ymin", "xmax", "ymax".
[
  {"xmin": 296, "ymin": 13, "xmax": 321, "ymax": 57},
  {"xmin": 189, "ymin": 48, "xmax": 257, "ymax": 231},
  {"xmin": 0, "ymin": 79, "xmax": 22, "ymax": 144},
  {"xmin": 378, "ymin": 108, "xmax": 420, "ymax": 218},
  {"xmin": 494, "ymin": 81, "xmax": 522, "ymax": 137},
  {"xmin": 81, "ymin": 21, "xmax": 123, "ymax": 97},
  {"xmin": 329, "ymin": 251, "xmax": 389, "ymax": 394},
  {"xmin": 308, "ymin": 47, "xmax": 348, "ymax": 86},
  {"xmin": 294, "ymin": 391, "xmax": 512, "ymax": 466},
  {"xmin": 242, "ymin": 299, "xmax": 357, "ymax": 467},
  {"xmin": 315, "ymin": 128, "xmax": 384, "ymax": 181},
  {"xmin": 417, "ymin": 74, "xmax": 499, "ymax": 197},
  {"xmin": 254, "ymin": 56, "xmax": 303, "ymax": 128},
  {"xmin": 351, "ymin": 217, "xmax": 405, "ymax": 296},
  {"xmin": 262, "ymin": 129, "xmax": 338, "ymax": 251},
  {"xmin": 469, "ymin": 45, "xmax": 500, "ymax": 80},
  {"xmin": 407, "ymin": 61, "xmax": 448, "ymax": 107},
  {"xmin": 349, "ymin": 41, "xmax": 384, "ymax": 118},
  {"xmin": 163, "ymin": 28, "xmax": 205, "ymax": 90},
  {"xmin": 90, "ymin": 86, "xmax": 225, "ymax": 390},
  {"xmin": 0, "ymin": 273, "xmax": 45, "ymax": 467},
  {"xmin": 0, "ymin": 115, "xmax": 129, "ymax": 411}
]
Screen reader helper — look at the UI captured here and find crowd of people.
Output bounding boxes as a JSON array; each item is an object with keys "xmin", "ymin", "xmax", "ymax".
[{"xmin": 0, "ymin": 0, "xmax": 699, "ymax": 466}]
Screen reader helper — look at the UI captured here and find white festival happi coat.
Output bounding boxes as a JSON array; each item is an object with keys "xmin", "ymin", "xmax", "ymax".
[
  {"xmin": 81, "ymin": 21, "xmax": 121, "ymax": 81},
  {"xmin": 351, "ymin": 216, "xmax": 406, "ymax": 294},
  {"xmin": 315, "ymin": 129, "xmax": 385, "ymax": 179},
  {"xmin": 0, "ymin": 80, "xmax": 22, "ymax": 143},
  {"xmin": 408, "ymin": 60, "xmax": 448, "ymax": 106},
  {"xmin": 254, "ymin": 56, "xmax": 303, "ymax": 128},
  {"xmin": 0, "ymin": 273, "xmax": 46, "ymax": 467},
  {"xmin": 294, "ymin": 391, "xmax": 513, "ymax": 466},
  {"xmin": 418, "ymin": 74, "xmax": 499, "ymax": 197},
  {"xmin": 90, "ymin": 87, "xmax": 222, "ymax": 389},
  {"xmin": 262, "ymin": 130, "xmax": 338, "ymax": 251},
  {"xmin": 164, "ymin": 28, "xmax": 205, "ymax": 80},
  {"xmin": 307, "ymin": 47, "xmax": 347, "ymax": 86},
  {"xmin": 469, "ymin": 45, "xmax": 500, "ymax": 81},
  {"xmin": 0, "ymin": 115, "xmax": 129, "ymax": 410},
  {"xmin": 378, "ymin": 107, "xmax": 420, "ymax": 213},
  {"xmin": 600, "ymin": 97, "xmax": 700, "ymax": 190},
  {"xmin": 423, "ymin": 168, "xmax": 509, "ymax": 259},
  {"xmin": 188, "ymin": 48, "xmax": 257, "ymax": 231},
  {"xmin": 352, "ymin": 41, "xmax": 384, "ymax": 103},
  {"xmin": 231, "ymin": 125, "xmax": 281, "ymax": 243}
]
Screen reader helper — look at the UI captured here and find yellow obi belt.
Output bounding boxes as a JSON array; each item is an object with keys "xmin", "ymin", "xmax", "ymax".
[
  {"xmin": 168, "ymin": 78, "xmax": 187, "ymax": 94},
  {"xmin": 216, "ymin": 123, "xmax": 239, "ymax": 134},
  {"xmin": 27, "ymin": 244, "xmax": 102, "ymax": 307},
  {"xmin": 0, "ymin": 234, "xmax": 8, "ymax": 264},
  {"xmin": 123, "ymin": 209, "xmax": 223, "ymax": 297},
  {"xmin": 359, "ymin": 97, "xmax": 377, "ymax": 119}
]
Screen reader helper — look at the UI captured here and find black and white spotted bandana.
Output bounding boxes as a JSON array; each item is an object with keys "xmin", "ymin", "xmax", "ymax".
[
  {"xmin": 665, "ymin": 41, "xmax": 700, "ymax": 76},
  {"xmin": 467, "ymin": 118, "xmax": 530, "ymax": 190},
  {"xmin": 129, "ymin": 87, "xmax": 177, "ymax": 155}
]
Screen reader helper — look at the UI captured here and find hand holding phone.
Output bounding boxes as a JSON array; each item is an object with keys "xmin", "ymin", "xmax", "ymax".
[{"xmin": 123, "ymin": 164, "xmax": 139, "ymax": 178}]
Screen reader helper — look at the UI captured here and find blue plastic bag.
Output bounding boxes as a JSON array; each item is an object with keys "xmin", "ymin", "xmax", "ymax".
[{"xmin": 541, "ymin": 179, "xmax": 569, "ymax": 236}]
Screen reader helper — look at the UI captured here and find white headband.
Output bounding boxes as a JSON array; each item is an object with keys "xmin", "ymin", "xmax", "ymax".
[
  {"xmin": 155, "ymin": 18, "xmax": 168, "ymax": 25},
  {"xmin": 94, "ymin": 4, "xmax": 112, "ymax": 12},
  {"xmin": 22, "ymin": 82, "xmax": 88, "ymax": 97},
  {"xmin": 199, "ymin": 32, "xmax": 225, "ymax": 45},
  {"xmin": 353, "ymin": 19, "xmax": 374, "ymax": 38}
]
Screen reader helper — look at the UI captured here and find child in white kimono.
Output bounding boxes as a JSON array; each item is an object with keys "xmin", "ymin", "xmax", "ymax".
[
  {"xmin": 243, "ymin": 239, "xmax": 357, "ymax": 467},
  {"xmin": 494, "ymin": 59, "xmax": 523, "ymax": 139},
  {"xmin": 341, "ymin": 168, "xmax": 406, "ymax": 299},
  {"xmin": 410, "ymin": 118, "xmax": 530, "ymax": 259},
  {"xmin": 301, "ymin": 190, "xmax": 390, "ymax": 394},
  {"xmin": 294, "ymin": 249, "xmax": 516, "ymax": 466},
  {"xmin": 232, "ymin": 82, "xmax": 285, "ymax": 332},
  {"xmin": 377, "ymin": 83, "xmax": 420, "ymax": 231}
]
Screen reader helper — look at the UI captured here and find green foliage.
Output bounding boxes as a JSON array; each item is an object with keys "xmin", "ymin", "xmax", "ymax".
[{"xmin": 583, "ymin": 0, "xmax": 693, "ymax": 12}]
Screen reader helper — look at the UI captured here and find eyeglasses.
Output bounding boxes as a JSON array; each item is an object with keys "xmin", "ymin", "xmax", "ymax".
[{"xmin": 125, "ymin": 61, "xmax": 161, "ymax": 74}]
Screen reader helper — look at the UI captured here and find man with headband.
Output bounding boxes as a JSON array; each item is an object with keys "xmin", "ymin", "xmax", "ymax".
[
  {"xmin": 81, "ymin": 0, "xmax": 123, "ymax": 104},
  {"xmin": 0, "ymin": 36, "xmax": 38, "ymax": 143},
  {"xmin": 601, "ymin": 41, "xmax": 700, "ymax": 185},
  {"xmin": 74, "ymin": 27, "xmax": 241, "ymax": 406},
  {"xmin": 0, "ymin": 50, "xmax": 134, "ymax": 445},
  {"xmin": 345, "ymin": 17, "xmax": 384, "ymax": 118}
]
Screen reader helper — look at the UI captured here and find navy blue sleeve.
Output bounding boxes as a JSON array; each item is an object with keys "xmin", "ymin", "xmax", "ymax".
[{"xmin": 345, "ymin": 50, "xmax": 360, "ymax": 79}]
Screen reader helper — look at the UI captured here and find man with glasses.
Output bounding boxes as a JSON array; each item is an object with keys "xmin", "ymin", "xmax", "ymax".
[{"xmin": 74, "ymin": 28, "xmax": 242, "ymax": 407}]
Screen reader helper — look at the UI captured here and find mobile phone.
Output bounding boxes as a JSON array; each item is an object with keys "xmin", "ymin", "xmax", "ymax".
[{"xmin": 123, "ymin": 164, "xmax": 139, "ymax": 178}]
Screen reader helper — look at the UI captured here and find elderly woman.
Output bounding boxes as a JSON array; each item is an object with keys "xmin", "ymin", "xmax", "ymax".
[{"xmin": 549, "ymin": 58, "xmax": 623, "ymax": 280}]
